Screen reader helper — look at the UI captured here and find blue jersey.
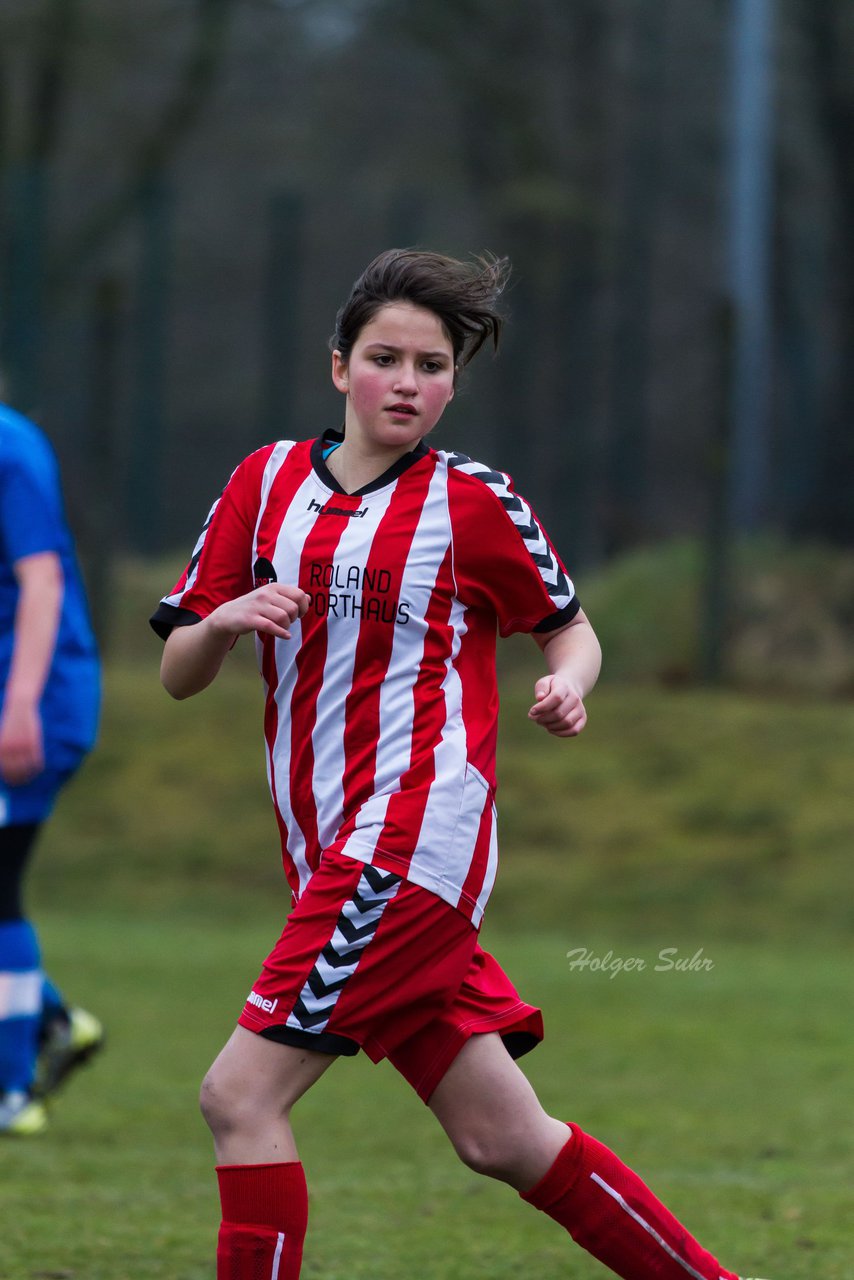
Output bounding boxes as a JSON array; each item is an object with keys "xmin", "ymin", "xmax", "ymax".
[{"xmin": 0, "ymin": 404, "xmax": 100, "ymax": 768}]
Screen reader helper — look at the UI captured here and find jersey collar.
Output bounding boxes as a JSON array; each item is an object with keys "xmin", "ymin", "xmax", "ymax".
[{"xmin": 311, "ymin": 429, "xmax": 431, "ymax": 497}]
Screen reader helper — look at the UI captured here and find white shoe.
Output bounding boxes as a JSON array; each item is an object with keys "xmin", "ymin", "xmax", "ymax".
[{"xmin": 0, "ymin": 1090, "xmax": 48, "ymax": 1135}]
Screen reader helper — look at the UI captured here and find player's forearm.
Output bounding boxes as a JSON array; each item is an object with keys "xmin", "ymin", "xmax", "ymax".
[
  {"xmin": 161, "ymin": 583, "xmax": 309, "ymax": 698},
  {"xmin": 5, "ymin": 553, "xmax": 64, "ymax": 711},
  {"xmin": 160, "ymin": 617, "xmax": 236, "ymax": 700},
  {"xmin": 539, "ymin": 610, "xmax": 602, "ymax": 697}
]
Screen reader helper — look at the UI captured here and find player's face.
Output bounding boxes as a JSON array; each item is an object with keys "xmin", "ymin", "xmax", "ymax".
[{"xmin": 331, "ymin": 302, "xmax": 455, "ymax": 456}]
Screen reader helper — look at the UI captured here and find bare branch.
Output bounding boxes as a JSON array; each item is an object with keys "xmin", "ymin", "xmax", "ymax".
[
  {"xmin": 48, "ymin": 0, "xmax": 236, "ymax": 294},
  {"xmin": 29, "ymin": 0, "xmax": 79, "ymax": 160}
]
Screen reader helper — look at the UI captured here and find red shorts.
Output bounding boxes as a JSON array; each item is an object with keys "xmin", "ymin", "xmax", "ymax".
[{"xmin": 237, "ymin": 850, "xmax": 543, "ymax": 1102}]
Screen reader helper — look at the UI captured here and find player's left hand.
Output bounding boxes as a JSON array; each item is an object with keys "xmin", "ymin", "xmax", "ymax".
[
  {"xmin": 0, "ymin": 701, "xmax": 46, "ymax": 784},
  {"xmin": 528, "ymin": 674, "xmax": 588, "ymax": 738}
]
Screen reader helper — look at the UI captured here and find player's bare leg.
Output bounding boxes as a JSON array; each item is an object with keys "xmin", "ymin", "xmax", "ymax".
[
  {"xmin": 200, "ymin": 1027, "xmax": 335, "ymax": 1279},
  {"xmin": 429, "ymin": 1032, "xmax": 743, "ymax": 1280},
  {"xmin": 201, "ymin": 1024, "xmax": 334, "ymax": 1163},
  {"xmin": 428, "ymin": 1030, "xmax": 567, "ymax": 1188}
]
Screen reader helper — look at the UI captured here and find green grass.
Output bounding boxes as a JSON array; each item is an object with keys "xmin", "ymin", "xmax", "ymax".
[
  {"xmin": 42, "ymin": 648, "xmax": 854, "ymax": 943},
  {"xmin": 579, "ymin": 535, "xmax": 854, "ymax": 695},
  {"xmin": 3, "ymin": 607, "xmax": 851, "ymax": 1277},
  {"xmin": 3, "ymin": 913, "xmax": 850, "ymax": 1278}
]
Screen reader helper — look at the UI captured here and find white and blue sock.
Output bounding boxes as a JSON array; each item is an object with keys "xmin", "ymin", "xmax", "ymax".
[{"xmin": 0, "ymin": 919, "xmax": 43, "ymax": 1095}]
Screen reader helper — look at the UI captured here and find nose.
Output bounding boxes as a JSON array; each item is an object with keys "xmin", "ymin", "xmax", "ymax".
[{"xmin": 393, "ymin": 363, "xmax": 419, "ymax": 395}]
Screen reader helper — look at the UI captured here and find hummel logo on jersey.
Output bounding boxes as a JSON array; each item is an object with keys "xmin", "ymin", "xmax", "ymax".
[
  {"xmin": 308, "ymin": 498, "xmax": 368, "ymax": 518},
  {"xmin": 247, "ymin": 990, "xmax": 278, "ymax": 1015}
]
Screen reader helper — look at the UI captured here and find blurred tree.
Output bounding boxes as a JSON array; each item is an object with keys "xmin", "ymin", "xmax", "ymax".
[
  {"xmin": 1, "ymin": 0, "xmax": 78, "ymax": 410},
  {"xmin": 84, "ymin": 274, "xmax": 123, "ymax": 643},
  {"xmin": 772, "ymin": 0, "xmax": 832, "ymax": 536},
  {"xmin": 0, "ymin": 0, "xmax": 243, "ymax": 630},
  {"xmin": 373, "ymin": 0, "xmax": 611, "ymax": 563},
  {"xmin": 602, "ymin": 0, "xmax": 667, "ymax": 555},
  {"xmin": 1, "ymin": 0, "xmax": 851, "ymax": 558},
  {"xmin": 1, "ymin": 0, "xmax": 236, "ymax": 409},
  {"xmin": 48, "ymin": 0, "xmax": 236, "ymax": 291},
  {"xmin": 805, "ymin": 0, "xmax": 854, "ymax": 543},
  {"xmin": 725, "ymin": 0, "xmax": 775, "ymax": 534},
  {"xmin": 260, "ymin": 188, "xmax": 305, "ymax": 442}
]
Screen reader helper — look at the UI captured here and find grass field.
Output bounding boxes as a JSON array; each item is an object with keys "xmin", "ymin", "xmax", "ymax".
[
  {"xmin": 3, "ymin": 912, "xmax": 851, "ymax": 1279},
  {"xmin": 3, "ymin": 609, "xmax": 853, "ymax": 1278}
]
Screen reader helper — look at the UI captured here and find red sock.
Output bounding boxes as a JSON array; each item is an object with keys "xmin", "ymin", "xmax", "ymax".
[
  {"xmin": 216, "ymin": 1162, "xmax": 308, "ymax": 1280},
  {"xmin": 521, "ymin": 1126, "xmax": 739, "ymax": 1280}
]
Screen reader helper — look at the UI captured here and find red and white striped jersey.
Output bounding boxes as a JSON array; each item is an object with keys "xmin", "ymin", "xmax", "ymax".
[{"xmin": 152, "ymin": 434, "xmax": 578, "ymax": 926}]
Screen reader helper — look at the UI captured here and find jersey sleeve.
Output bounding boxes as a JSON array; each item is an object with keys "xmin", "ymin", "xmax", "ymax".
[
  {"xmin": 149, "ymin": 448, "xmax": 271, "ymax": 640},
  {"xmin": 0, "ymin": 442, "xmax": 65, "ymax": 565},
  {"xmin": 446, "ymin": 455, "xmax": 579, "ymax": 637}
]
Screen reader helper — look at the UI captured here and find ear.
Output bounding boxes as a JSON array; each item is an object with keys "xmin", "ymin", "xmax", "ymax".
[{"xmin": 331, "ymin": 350, "xmax": 349, "ymax": 394}]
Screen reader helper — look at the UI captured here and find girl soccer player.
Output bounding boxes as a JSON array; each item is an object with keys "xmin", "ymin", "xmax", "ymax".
[
  {"xmin": 152, "ymin": 249, "xmax": 765, "ymax": 1280},
  {"xmin": 0, "ymin": 400, "xmax": 104, "ymax": 1135}
]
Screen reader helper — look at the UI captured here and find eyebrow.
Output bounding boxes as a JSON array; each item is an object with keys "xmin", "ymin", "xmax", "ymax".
[{"xmin": 363, "ymin": 342, "xmax": 451, "ymax": 360}]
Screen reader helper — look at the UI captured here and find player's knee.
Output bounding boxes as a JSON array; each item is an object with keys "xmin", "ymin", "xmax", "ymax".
[
  {"xmin": 199, "ymin": 1061, "xmax": 262, "ymax": 1139},
  {"xmin": 200, "ymin": 1057, "xmax": 296, "ymax": 1141},
  {"xmin": 199, "ymin": 1065, "xmax": 232, "ymax": 1137},
  {"xmin": 450, "ymin": 1126, "xmax": 518, "ymax": 1182}
]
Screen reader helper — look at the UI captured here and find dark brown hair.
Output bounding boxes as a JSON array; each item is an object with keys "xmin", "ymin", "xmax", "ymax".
[{"xmin": 331, "ymin": 248, "xmax": 510, "ymax": 371}]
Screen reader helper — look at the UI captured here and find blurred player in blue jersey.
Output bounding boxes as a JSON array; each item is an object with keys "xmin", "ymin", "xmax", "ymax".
[{"xmin": 0, "ymin": 396, "xmax": 104, "ymax": 1135}]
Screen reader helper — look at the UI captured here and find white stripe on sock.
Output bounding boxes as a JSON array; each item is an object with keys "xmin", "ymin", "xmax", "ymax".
[
  {"xmin": 270, "ymin": 1231, "xmax": 285, "ymax": 1280},
  {"xmin": 590, "ymin": 1172, "xmax": 710, "ymax": 1280},
  {"xmin": 0, "ymin": 970, "xmax": 42, "ymax": 1018}
]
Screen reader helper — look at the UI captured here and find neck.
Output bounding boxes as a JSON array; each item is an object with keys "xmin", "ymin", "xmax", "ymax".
[{"xmin": 326, "ymin": 439, "xmax": 415, "ymax": 494}]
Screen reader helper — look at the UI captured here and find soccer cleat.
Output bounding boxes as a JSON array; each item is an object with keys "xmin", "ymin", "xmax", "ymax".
[
  {"xmin": 0, "ymin": 1091, "xmax": 48, "ymax": 1136},
  {"xmin": 34, "ymin": 1005, "xmax": 105, "ymax": 1099}
]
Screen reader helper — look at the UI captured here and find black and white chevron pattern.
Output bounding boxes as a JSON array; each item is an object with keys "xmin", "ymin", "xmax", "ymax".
[
  {"xmin": 285, "ymin": 864, "xmax": 402, "ymax": 1034},
  {"xmin": 446, "ymin": 452, "xmax": 574, "ymax": 610}
]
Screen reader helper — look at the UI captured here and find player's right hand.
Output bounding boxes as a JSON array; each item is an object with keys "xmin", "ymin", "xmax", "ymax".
[{"xmin": 208, "ymin": 583, "xmax": 310, "ymax": 641}]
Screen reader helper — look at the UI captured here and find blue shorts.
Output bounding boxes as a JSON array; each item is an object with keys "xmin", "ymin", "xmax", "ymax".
[{"xmin": 0, "ymin": 765, "xmax": 78, "ymax": 827}]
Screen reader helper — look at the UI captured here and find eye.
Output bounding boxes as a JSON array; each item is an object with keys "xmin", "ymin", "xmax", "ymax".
[
  {"xmin": 422, "ymin": 360, "xmax": 446, "ymax": 373},
  {"xmin": 373, "ymin": 353, "xmax": 395, "ymax": 366}
]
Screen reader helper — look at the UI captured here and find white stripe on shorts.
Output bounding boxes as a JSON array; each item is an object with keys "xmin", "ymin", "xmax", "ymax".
[{"xmin": 285, "ymin": 866, "xmax": 401, "ymax": 1036}]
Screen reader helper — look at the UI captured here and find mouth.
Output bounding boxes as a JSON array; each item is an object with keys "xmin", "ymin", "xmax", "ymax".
[{"xmin": 387, "ymin": 403, "xmax": 418, "ymax": 417}]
